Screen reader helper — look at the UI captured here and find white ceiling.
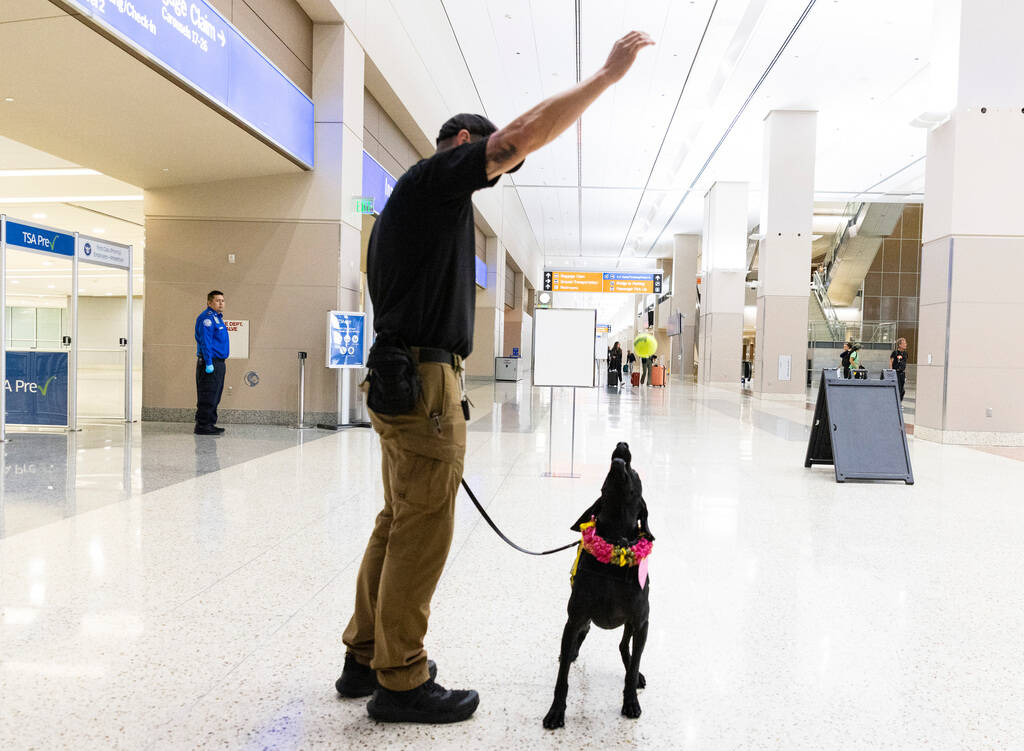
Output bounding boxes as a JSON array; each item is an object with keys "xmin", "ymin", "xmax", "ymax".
[{"xmin": 443, "ymin": 0, "xmax": 937, "ymax": 264}]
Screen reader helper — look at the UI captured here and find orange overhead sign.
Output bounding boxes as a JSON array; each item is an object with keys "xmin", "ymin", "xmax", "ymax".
[
  {"xmin": 544, "ymin": 271, "xmax": 604, "ymax": 292},
  {"xmin": 544, "ymin": 270, "xmax": 663, "ymax": 294}
]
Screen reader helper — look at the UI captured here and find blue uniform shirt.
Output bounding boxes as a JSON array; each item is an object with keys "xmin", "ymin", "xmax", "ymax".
[{"xmin": 195, "ymin": 307, "xmax": 230, "ymax": 366}]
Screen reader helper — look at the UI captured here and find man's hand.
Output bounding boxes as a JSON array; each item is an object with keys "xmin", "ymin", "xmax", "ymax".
[
  {"xmin": 205, "ymin": 364, "xmax": 214, "ymax": 374},
  {"xmin": 600, "ymin": 31, "xmax": 655, "ymax": 84}
]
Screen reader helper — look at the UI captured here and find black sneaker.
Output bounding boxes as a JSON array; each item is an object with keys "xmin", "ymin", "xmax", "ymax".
[
  {"xmin": 194, "ymin": 425, "xmax": 220, "ymax": 435},
  {"xmin": 212, "ymin": 426, "xmax": 226, "ymax": 434},
  {"xmin": 367, "ymin": 679, "xmax": 478, "ymax": 724},
  {"xmin": 335, "ymin": 655, "xmax": 437, "ymax": 699}
]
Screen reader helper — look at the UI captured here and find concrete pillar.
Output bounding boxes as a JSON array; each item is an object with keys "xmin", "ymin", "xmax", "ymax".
[
  {"xmin": 467, "ymin": 237, "xmax": 506, "ymax": 379},
  {"xmin": 672, "ymin": 234, "xmax": 700, "ymax": 381},
  {"xmin": 699, "ymin": 182, "xmax": 747, "ymax": 386},
  {"xmin": 916, "ymin": 0, "xmax": 1024, "ymax": 445},
  {"xmin": 141, "ymin": 23, "xmax": 364, "ymax": 425},
  {"xmin": 752, "ymin": 110, "xmax": 817, "ymax": 398}
]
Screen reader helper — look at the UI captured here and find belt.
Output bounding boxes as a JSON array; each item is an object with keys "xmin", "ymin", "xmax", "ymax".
[{"xmin": 410, "ymin": 346, "xmax": 456, "ymax": 367}]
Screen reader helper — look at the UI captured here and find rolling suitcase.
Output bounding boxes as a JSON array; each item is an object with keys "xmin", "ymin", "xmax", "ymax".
[
  {"xmin": 651, "ymin": 365, "xmax": 665, "ymax": 387},
  {"xmin": 631, "ymin": 371, "xmax": 641, "ymax": 387}
]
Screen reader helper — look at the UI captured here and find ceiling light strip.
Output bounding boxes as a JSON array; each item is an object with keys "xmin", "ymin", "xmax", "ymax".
[
  {"xmin": 644, "ymin": 0, "xmax": 818, "ymax": 257},
  {"xmin": 575, "ymin": 0, "xmax": 583, "ymax": 257},
  {"xmin": 0, "ymin": 196, "xmax": 142, "ymax": 203},
  {"xmin": 616, "ymin": 0, "xmax": 721, "ymax": 261}
]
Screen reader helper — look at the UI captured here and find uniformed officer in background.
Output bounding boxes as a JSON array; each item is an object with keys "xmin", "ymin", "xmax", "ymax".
[
  {"xmin": 890, "ymin": 337, "xmax": 908, "ymax": 402},
  {"xmin": 194, "ymin": 290, "xmax": 229, "ymax": 435}
]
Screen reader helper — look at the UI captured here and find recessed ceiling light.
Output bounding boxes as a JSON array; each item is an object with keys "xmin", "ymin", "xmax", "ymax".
[
  {"xmin": 3, "ymin": 97, "xmax": 13, "ymax": 103},
  {"xmin": 92, "ymin": 228, "xmax": 105, "ymax": 234},
  {"xmin": 42, "ymin": 260, "xmax": 52, "ymax": 266},
  {"xmin": 31, "ymin": 212, "xmax": 47, "ymax": 220},
  {"xmin": 161, "ymin": 168, "xmax": 170, "ymax": 172},
  {"xmin": 105, "ymin": 292, "xmax": 113, "ymax": 296},
  {"xmin": 47, "ymin": 285, "xmax": 55, "ymax": 289},
  {"xmin": 11, "ymin": 280, "xmax": 19, "ymax": 284}
]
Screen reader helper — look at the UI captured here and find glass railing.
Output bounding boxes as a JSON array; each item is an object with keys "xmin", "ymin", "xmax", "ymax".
[
  {"xmin": 807, "ymin": 320, "xmax": 897, "ymax": 345},
  {"xmin": 822, "ymin": 201, "xmax": 864, "ymax": 288}
]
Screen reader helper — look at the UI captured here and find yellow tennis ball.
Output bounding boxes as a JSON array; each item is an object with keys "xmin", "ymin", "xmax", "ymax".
[{"xmin": 633, "ymin": 333, "xmax": 657, "ymax": 358}]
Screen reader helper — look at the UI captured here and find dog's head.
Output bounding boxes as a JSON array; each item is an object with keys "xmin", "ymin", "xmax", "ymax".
[{"xmin": 570, "ymin": 442, "xmax": 654, "ymax": 544}]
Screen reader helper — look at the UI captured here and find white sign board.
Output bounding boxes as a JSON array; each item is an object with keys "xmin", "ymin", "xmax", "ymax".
[
  {"xmin": 225, "ymin": 320, "xmax": 249, "ymax": 359},
  {"xmin": 78, "ymin": 235, "xmax": 130, "ymax": 269},
  {"xmin": 778, "ymin": 354, "xmax": 792, "ymax": 381},
  {"xmin": 533, "ymin": 308, "xmax": 596, "ymax": 388}
]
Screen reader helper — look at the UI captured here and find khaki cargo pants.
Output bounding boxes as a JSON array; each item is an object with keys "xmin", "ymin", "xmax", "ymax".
[{"xmin": 342, "ymin": 355, "xmax": 466, "ymax": 691}]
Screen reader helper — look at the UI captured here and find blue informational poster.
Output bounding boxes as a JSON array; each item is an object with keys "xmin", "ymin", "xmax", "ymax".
[
  {"xmin": 327, "ymin": 312, "xmax": 366, "ymax": 369},
  {"xmin": 62, "ymin": 0, "xmax": 314, "ymax": 167},
  {"xmin": 5, "ymin": 352, "xmax": 70, "ymax": 426}
]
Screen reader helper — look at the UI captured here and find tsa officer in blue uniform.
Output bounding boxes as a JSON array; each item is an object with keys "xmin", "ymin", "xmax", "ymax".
[{"xmin": 194, "ymin": 290, "xmax": 230, "ymax": 435}]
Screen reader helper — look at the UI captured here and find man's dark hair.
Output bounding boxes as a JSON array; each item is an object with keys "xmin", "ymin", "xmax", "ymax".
[
  {"xmin": 207, "ymin": 290, "xmax": 224, "ymax": 303},
  {"xmin": 436, "ymin": 113, "xmax": 498, "ymax": 148}
]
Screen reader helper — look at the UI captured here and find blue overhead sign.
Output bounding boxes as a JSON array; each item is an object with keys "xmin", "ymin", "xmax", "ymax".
[
  {"xmin": 62, "ymin": 0, "xmax": 314, "ymax": 167},
  {"xmin": 5, "ymin": 352, "xmax": 70, "ymax": 427},
  {"xmin": 362, "ymin": 152, "xmax": 397, "ymax": 214},
  {"xmin": 327, "ymin": 311, "xmax": 366, "ymax": 369},
  {"xmin": 4, "ymin": 220, "xmax": 75, "ymax": 256}
]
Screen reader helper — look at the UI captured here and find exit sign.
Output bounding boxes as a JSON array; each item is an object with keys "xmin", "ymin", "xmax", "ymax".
[{"xmin": 353, "ymin": 197, "xmax": 375, "ymax": 214}]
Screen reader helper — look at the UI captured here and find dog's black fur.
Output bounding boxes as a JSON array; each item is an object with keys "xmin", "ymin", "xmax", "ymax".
[{"xmin": 543, "ymin": 442, "xmax": 654, "ymax": 729}]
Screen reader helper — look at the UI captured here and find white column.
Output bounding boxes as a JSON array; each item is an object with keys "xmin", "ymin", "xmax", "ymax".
[
  {"xmin": 699, "ymin": 182, "xmax": 747, "ymax": 385},
  {"xmin": 315, "ymin": 23, "xmax": 365, "ymax": 422},
  {"xmin": 916, "ymin": 0, "xmax": 1024, "ymax": 445},
  {"xmin": 752, "ymin": 110, "xmax": 817, "ymax": 398},
  {"xmin": 672, "ymin": 234, "xmax": 700, "ymax": 381},
  {"xmin": 467, "ymin": 237, "xmax": 505, "ymax": 378}
]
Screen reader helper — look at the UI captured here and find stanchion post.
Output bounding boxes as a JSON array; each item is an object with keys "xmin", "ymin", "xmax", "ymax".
[
  {"xmin": 0, "ymin": 214, "xmax": 6, "ymax": 443},
  {"xmin": 294, "ymin": 351, "xmax": 314, "ymax": 430}
]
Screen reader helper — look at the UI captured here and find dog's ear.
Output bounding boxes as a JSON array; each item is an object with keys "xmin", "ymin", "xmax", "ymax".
[
  {"xmin": 571, "ymin": 499, "xmax": 602, "ymax": 532},
  {"xmin": 638, "ymin": 498, "xmax": 654, "ymax": 541}
]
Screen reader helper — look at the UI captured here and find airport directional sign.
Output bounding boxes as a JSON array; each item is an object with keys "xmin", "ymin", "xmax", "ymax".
[{"xmin": 544, "ymin": 270, "xmax": 663, "ymax": 294}]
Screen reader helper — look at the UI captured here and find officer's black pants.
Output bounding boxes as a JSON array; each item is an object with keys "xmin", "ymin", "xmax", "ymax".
[
  {"xmin": 196, "ymin": 358, "xmax": 226, "ymax": 428},
  {"xmin": 897, "ymin": 370, "xmax": 906, "ymax": 402}
]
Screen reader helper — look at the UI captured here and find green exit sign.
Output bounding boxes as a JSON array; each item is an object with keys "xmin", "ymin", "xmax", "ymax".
[{"xmin": 354, "ymin": 197, "xmax": 375, "ymax": 214}]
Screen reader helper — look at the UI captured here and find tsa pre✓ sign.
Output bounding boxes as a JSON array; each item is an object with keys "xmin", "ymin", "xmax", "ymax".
[
  {"xmin": 5, "ymin": 352, "xmax": 69, "ymax": 426},
  {"xmin": 327, "ymin": 312, "xmax": 366, "ymax": 368}
]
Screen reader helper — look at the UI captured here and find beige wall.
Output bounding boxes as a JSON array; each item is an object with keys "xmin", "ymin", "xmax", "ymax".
[
  {"xmin": 207, "ymin": 0, "xmax": 313, "ymax": 95},
  {"xmin": 363, "ymin": 90, "xmax": 424, "ymax": 176}
]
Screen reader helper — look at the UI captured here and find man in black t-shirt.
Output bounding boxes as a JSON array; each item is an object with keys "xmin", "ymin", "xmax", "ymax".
[
  {"xmin": 890, "ymin": 337, "xmax": 908, "ymax": 402},
  {"xmin": 336, "ymin": 31, "xmax": 654, "ymax": 724}
]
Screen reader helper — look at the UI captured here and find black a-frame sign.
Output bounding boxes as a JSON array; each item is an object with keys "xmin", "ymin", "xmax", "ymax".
[{"xmin": 805, "ymin": 369, "xmax": 914, "ymax": 484}]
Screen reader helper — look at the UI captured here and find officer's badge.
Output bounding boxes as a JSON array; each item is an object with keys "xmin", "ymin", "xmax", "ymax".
[{"xmin": 203, "ymin": 319, "xmax": 212, "ymax": 327}]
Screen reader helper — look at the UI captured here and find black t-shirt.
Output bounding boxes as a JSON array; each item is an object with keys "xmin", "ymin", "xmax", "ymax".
[
  {"xmin": 890, "ymin": 349, "xmax": 907, "ymax": 373},
  {"xmin": 367, "ymin": 138, "xmax": 499, "ymax": 357},
  {"xmin": 840, "ymin": 350, "xmax": 851, "ymax": 368}
]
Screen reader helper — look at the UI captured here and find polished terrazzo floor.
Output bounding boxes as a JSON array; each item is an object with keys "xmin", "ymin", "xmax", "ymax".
[{"xmin": 2, "ymin": 378, "xmax": 1022, "ymax": 749}]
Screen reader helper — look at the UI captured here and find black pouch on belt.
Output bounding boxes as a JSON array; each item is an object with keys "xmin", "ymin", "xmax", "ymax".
[{"xmin": 365, "ymin": 333, "xmax": 421, "ymax": 415}]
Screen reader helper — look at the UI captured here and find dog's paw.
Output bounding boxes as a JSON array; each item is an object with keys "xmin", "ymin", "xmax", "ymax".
[
  {"xmin": 637, "ymin": 672, "xmax": 646, "ymax": 689},
  {"xmin": 621, "ymin": 697, "xmax": 642, "ymax": 719},
  {"xmin": 543, "ymin": 706, "xmax": 566, "ymax": 729}
]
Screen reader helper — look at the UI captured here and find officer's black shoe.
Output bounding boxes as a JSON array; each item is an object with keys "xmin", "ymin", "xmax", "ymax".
[
  {"xmin": 212, "ymin": 426, "xmax": 226, "ymax": 434},
  {"xmin": 335, "ymin": 655, "xmax": 437, "ymax": 699},
  {"xmin": 193, "ymin": 425, "xmax": 221, "ymax": 435},
  {"xmin": 366, "ymin": 678, "xmax": 478, "ymax": 724}
]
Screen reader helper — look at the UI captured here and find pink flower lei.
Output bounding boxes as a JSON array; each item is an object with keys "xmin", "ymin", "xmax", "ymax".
[{"xmin": 578, "ymin": 517, "xmax": 653, "ymax": 567}]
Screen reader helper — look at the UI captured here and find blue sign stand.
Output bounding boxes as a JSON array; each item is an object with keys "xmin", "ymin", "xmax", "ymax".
[
  {"xmin": 319, "ymin": 311, "xmax": 371, "ymax": 431},
  {"xmin": 4, "ymin": 352, "xmax": 70, "ymax": 427}
]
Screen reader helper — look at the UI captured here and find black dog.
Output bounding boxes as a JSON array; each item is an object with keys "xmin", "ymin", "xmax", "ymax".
[{"xmin": 543, "ymin": 442, "xmax": 654, "ymax": 729}]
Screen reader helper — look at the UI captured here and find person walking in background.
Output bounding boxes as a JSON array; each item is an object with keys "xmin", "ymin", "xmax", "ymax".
[
  {"xmin": 640, "ymin": 354, "xmax": 652, "ymax": 385},
  {"xmin": 194, "ymin": 290, "xmax": 229, "ymax": 435},
  {"xmin": 840, "ymin": 342, "xmax": 854, "ymax": 379},
  {"xmin": 626, "ymin": 349, "xmax": 637, "ymax": 381},
  {"xmin": 607, "ymin": 341, "xmax": 623, "ymax": 389},
  {"xmin": 890, "ymin": 337, "xmax": 908, "ymax": 402}
]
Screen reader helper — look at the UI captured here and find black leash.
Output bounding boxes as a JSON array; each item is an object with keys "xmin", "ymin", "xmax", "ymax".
[{"xmin": 460, "ymin": 478, "xmax": 578, "ymax": 556}]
